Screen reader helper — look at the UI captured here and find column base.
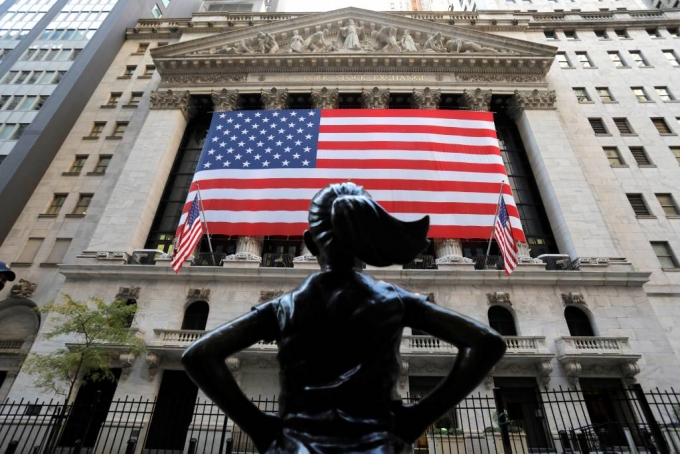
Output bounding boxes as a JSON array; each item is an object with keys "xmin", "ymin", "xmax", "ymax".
[{"xmin": 365, "ymin": 264, "xmax": 403, "ymax": 270}]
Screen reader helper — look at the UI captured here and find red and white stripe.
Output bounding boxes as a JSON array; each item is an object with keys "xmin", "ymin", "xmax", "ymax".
[
  {"xmin": 494, "ymin": 215, "xmax": 518, "ymax": 276},
  {"xmin": 179, "ymin": 109, "xmax": 526, "ymax": 241},
  {"xmin": 171, "ymin": 214, "xmax": 203, "ymax": 273}
]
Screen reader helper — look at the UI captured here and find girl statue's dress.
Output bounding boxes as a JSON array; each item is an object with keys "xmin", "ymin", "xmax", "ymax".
[
  {"xmin": 339, "ymin": 20, "xmax": 362, "ymax": 50},
  {"xmin": 182, "ymin": 183, "xmax": 507, "ymax": 454}
]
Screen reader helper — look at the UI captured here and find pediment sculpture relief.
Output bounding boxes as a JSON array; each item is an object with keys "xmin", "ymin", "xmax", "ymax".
[{"xmin": 190, "ymin": 20, "xmax": 514, "ymax": 56}]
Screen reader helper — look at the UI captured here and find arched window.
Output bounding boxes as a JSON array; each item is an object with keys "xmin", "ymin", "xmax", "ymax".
[
  {"xmin": 564, "ymin": 306, "xmax": 595, "ymax": 337},
  {"xmin": 122, "ymin": 299, "xmax": 137, "ymax": 329},
  {"xmin": 488, "ymin": 306, "xmax": 517, "ymax": 336},
  {"xmin": 181, "ymin": 301, "xmax": 209, "ymax": 331}
]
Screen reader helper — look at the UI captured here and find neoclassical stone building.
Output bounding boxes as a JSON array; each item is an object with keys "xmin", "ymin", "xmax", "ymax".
[{"xmin": 0, "ymin": 3, "xmax": 679, "ymax": 450}]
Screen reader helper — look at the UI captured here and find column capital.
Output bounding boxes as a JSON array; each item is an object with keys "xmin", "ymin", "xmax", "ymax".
[
  {"xmin": 261, "ymin": 87, "xmax": 288, "ymax": 110},
  {"xmin": 361, "ymin": 87, "xmax": 390, "ymax": 109},
  {"xmin": 311, "ymin": 87, "xmax": 339, "ymax": 109},
  {"xmin": 458, "ymin": 88, "xmax": 492, "ymax": 112},
  {"xmin": 150, "ymin": 89, "xmax": 194, "ymax": 118},
  {"xmin": 211, "ymin": 88, "xmax": 239, "ymax": 111},
  {"xmin": 506, "ymin": 89, "xmax": 557, "ymax": 120},
  {"xmin": 411, "ymin": 87, "xmax": 441, "ymax": 110}
]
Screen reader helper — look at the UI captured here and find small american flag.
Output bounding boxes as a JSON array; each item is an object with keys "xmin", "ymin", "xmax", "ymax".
[
  {"xmin": 178, "ymin": 109, "xmax": 525, "ymax": 241},
  {"xmin": 172, "ymin": 193, "xmax": 203, "ymax": 273},
  {"xmin": 494, "ymin": 195, "xmax": 518, "ymax": 275}
]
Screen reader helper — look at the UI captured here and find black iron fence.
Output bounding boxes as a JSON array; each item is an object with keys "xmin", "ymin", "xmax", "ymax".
[{"xmin": 0, "ymin": 385, "xmax": 677, "ymax": 454}]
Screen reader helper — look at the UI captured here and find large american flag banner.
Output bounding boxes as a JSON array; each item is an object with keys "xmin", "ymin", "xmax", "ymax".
[{"xmin": 178, "ymin": 109, "xmax": 526, "ymax": 241}]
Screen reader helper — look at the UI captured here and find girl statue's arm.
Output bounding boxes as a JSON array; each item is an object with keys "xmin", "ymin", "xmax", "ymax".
[
  {"xmin": 395, "ymin": 299, "xmax": 506, "ymax": 443},
  {"xmin": 181, "ymin": 308, "xmax": 281, "ymax": 452}
]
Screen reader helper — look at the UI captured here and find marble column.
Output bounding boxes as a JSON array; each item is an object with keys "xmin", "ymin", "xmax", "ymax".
[
  {"xmin": 507, "ymin": 89, "xmax": 620, "ymax": 258},
  {"xmin": 459, "ymin": 88, "xmax": 492, "ymax": 112},
  {"xmin": 361, "ymin": 87, "xmax": 390, "ymax": 109},
  {"xmin": 87, "ymin": 90, "xmax": 194, "ymax": 253}
]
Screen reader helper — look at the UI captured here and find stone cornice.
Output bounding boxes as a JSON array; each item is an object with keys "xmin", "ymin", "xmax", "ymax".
[
  {"xmin": 149, "ymin": 89, "xmax": 194, "ymax": 118},
  {"xmin": 59, "ymin": 264, "xmax": 651, "ymax": 287}
]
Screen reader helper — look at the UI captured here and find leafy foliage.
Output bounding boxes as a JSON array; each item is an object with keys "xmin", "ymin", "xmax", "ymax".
[{"xmin": 23, "ymin": 294, "xmax": 145, "ymax": 402}]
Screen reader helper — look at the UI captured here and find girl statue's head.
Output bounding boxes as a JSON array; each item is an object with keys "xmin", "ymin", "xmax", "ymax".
[{"xmin": 303, "ymin": 182, "xmax": 430, "ymax": 269}]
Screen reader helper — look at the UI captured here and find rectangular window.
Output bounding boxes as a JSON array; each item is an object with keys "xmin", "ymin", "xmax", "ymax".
[
  {"xmin": 626, "ymin": 194, "xmax": 651, "ymax": 216},
  {"xmin": 46, "ymin": 194, "xmax": 67, "ymax": 215},
  {"xmin": 53, "ymin": 71, "xmax": 67, "ymax": 84},
  {"xmin": 663, "ymin": 50, "xmax": 680, "ymax": 67},
  {"xmin": 603, "ymin": 147, "xmax": 624, "ymax": 166},
  {"xmin": 671, "ymin": 147, "xmax": 680, "ymax": 165},
  {"xmin": 34, "ymin": 48, "xmax": 47, "ymax": 61},
  {"xmin": 16, "ymin": 96, "xmax": 36, "ymax": 110},
  {"xmin": 111, "ymin": 121, "xmax": 127, "ymax": 138},
  {"xmin": 629, "ymin": 51, "xmax": 649, "ymax": 67},
  {"xmin": 656, "ymin": 194, "xmax": 679, "ymax": 216},
  {"xmin": 651, "ymin": 118, "xmax": 672, "ymax": 134},
  {"xmin": 614, "ymin": 29, "xmax": 629, "ymax": 38},
  {"xmin": 656, "ymin": 87, "xmax": 674, "ymax": 101},
  {"xmin": 68, "ymin": 49, "xmax": 81, "ymax": 61},
  {"xmin": 44, "ymin": 238, "xmax": 71, "ymax": 264},
  {"xmin": 20, "ymin": 48, "xmax": 36, "ymax": 60},
  {"xmin": 9, "ymin": 123, "xmax": 28, "ymax": 140},
  {"xmin": 39, "ymin": 29, "xmax": 53, "ymax": 40},
  {"xmin": 55, "ymin": 49, "xmax": 71, "ymax": 61},
  {"xmin": 68, "ymin": 155, "xmax": 87, "ymax": 174},
  {"xmin": 14, "ymin": 70, "xmax": 30, "ymax": 84},
  {"xmin": 597, "ymin": 88, "xmax": 614, "ymax": 102},
  {"xmin": 16, "ymin": 238, "xmax": 43, "ymax": 263},
  {"xmin": 632, "ymin": 87, "xmax": 649, "ymax": 102},
  {"xmin": 136, "ymin": 42, "xmax": 149, "ymax": 53},
  {"xmin": 37, "ymin": 71, "xmax": 55, "ymax": 84},
  {"xmin": 0, "ymin": 95, "xmax": 9, "ymax": 109},
  {"xmin": 106, "ymin": 92, "xmax": 121, "ymax": 106},
  {"xmin": 668, "ymin": 27, "xmax": 679, "ymax": 37},
  {"xmin": 4, "ymin": 96, "xmax": 19, "ymax": 110},
  {"xmin": 564, "ymin": 30, "xmax": 577, "ymax": 40},
  {"xmin": 122, "ymin": 65, "xmax": 136, "ymax": 77},
  {"xmin": 630, "ymin": 147, "xmax": 652, "ymax": 165},
  {"xmin": 72, "ymin": 193, "xmax": 92, "ymax": 215},
  {"xmin": 544, "ymin": 30, "xmax": 557, "ymax": 40},
  {"xmin": 50, "ymin": 29, "xmax": 64, "ymax": 40},
  {"xmin": 93, "ymin": 155, "xmax": 111, "ymax": 173},
  {"xmin": 88, "ymin": 122, "xmax": 105, "ymax": 138},
  {"xmin": 26, "ymin": 71, "xmax": 40, "ymax": 84},
  {"xmin": 589, "ymin": 118, "xmax": 607, "ymax": 134},
  {"xmin": 576, "ymin": 52, "xmax": 593, "ymax": 68},
  {"xmin": 162, "ymin": 0, "xmax": 170, "ymax": 6},
  {"xmin": 556, "ymin": 52, "xmax": 572, "ymax": 68},
  {"xmin": 647, "ymin": 28, "xmax": 660, "ymax": 38},
  {"xmin": 614, "ymin": 118, "xmax": 633, "ymax": 134},
  {"xmin": 0, "ymin": 71, "xmax": 17, "ymax": 84},
  {"xmin": 151, "ymin": 4, "xmax": 162, "ymax": 18},
  {"xmin": 61, "ymin": 29, "xmax": 75, "ymax": 40},
  {"xmin": 128, "ymin": 92, "xmax": 143, "ymax": 106},
  {"xmin": 608, "ymin": 51, "xmax": 626, "ymax": 67},
  {"xmin": 651, "ymin": 242, "xmax": 679, "ymax": 269},
  {"xmin": 0, "ymin": 123, "xmax": 15, "ymax": 140},
  {"xmin": 594, "ymin": 29, "xmax": 608, "ymax": 39},
  {"xmin": 143, "ymin": 65, "xmax": 155, "ymax": 76},
  {"xmin": 573, "ymin": 87, "xmax": 590, "ymax": 102}
]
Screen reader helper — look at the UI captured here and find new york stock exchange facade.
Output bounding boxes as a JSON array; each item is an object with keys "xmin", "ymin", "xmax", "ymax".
[{"xmin": 3, "ymin": 5, "xmax": 680, "ymax": 453}]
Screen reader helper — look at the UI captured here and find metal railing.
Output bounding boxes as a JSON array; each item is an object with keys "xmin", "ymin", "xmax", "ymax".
[
  {"xmin": 0, "ymin": 386, "xmax": 677, "ymax": 453},
  {"xmin": 260, "ymin": 253, "xmax": 294, "ymax": 268},
  {"xmin": 472, "ymin": 255, "xmax": 504, "ymax": 270},
  {"xmin": 192, "ymin": 252, "xmax": 227, "ymax": 267},
  {"xmin": 404, "ymin": 254, "xmax": 438, "ymax": 270}
]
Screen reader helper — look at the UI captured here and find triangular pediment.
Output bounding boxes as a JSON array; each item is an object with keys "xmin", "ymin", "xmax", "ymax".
[{"xmin": 151, "ymin": 7, "xmax": 556, "ymax": 77}]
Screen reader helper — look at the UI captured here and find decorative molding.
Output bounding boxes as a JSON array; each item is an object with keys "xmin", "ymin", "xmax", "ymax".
[
  {"xmin": 456, "ymin": 73, "xmax": 543, "ymax": 84},
  {"xmin": 149, "ymin": 89, "xmax": 194, "ymax": 119},
  {"xmin": 115, "ymin": 286, "xmax": 140, "ymax": 301},
  {"xmin": 211, "ymin": 88, "xmax": 239, "ymax": 111},
  {"xmin": 564, "ymin": 360, "xmax": 582, "ymax": 385},
  {"xmin": 506, "ymin": 89, "xmax": 557, "ymax": 119},
  {"xmin": 621, "ymin": 362, "xmax": 641, "ymax": 385},
  {"xmin": 459, "ymin": 88, "xmax": 492, "ymax": 112},
  {"xmin": 9, "ymin": 279, "xmax": 37, "ymax": 299},
  {"xmin": 434, "ymin": 238, "xmax": 474, "ymax": 264},
  {"xmin": 426, "ymin": 293, "xmax": 436, "ymax": 303},
  {"xmin": 119, "ymin": 353, "xmax": 136, "ymax": 378},
  {"xmin": 146, "ymin": 353, "xmax": 160, "ymax": 381},
  {"xmin": 537, "ymin": 361, "xmax": 553, "ymax": 385},
  {"xmin": 411, "ymin": 87, "xmax": 441, "ymax": 110},
  {"xmin": 361, "ymin": 87, "xmax": 390, "ymax": 109},
  {"xmin": 227, "ymin": 357, "xmax": 241, "ymax": 372},
  {"xmin": 163, "ymin": 74, "xmax": 246, "ymax": 85},
  {"xmin": 226, "ymin": 236, "xmax": 263, "ymax": 261},
  {"xmin": 242, "ymin": 360, "xmax": 279, "ymax": 370},
  {"xmin": 310, "ymin": 87, "xmax": 339, "ymax": 109},
  {"xmin": 398, "ymin": 360, "xmax": 409, "ymax": 389},
  {"xmin": 409, "ymin": 363, "xmax": 450, "ymax": 375},
  {"xmin": 261, "ymin": 87, "xmax": 288, "ymax": 110},
  {"xmin": 187, "ymin": 288, "xmax": 211, "ymax": 302},
  {"xmin": 487, "ymin": 292, "xmax": 511, "ymax": 306},
  {"xmin": 259, "ymin": 290, "xmax": 284, "ymax": 302},
  {"xmin": 561, "ymin": 292, "xmax": 586, "ymax": 307}
]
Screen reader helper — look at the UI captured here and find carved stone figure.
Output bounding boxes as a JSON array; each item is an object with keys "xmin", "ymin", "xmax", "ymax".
[
  {"xmin": 235, "ymin": 39, "xmax": 253, "ymax": 54},
  {"xmin": 288, "ymin": 30, "xmax": 305, "ymax": 53},
  {"xmin": 338, "ymin": 19, "xmax": 364, "ymax": 50},
  {"xmin": 400, "ymin": 29, "xmax": 418, "ymax": 52},
  {"xmin": 446, "ymin": 38, "xmax": 500, "ymax": 53},
  {"xmin": 371, "ymin": 26, "xmax": 401, "ymax": 52},
  {"xmin": 9, "ymin": 279, "xmax": 37, "ymax": 299},
  {"xmin": 256, "ymin": 32, "xmax": 279, "ymax": 54},
  {"xmin": 303, "ymin": 29, "xmax": 329, "ymax": 52},
  {"xmin": 182, "ymin": 183, "xmax": 506, "ymax": 454},
  {"xmin": 424, "ymin": 32, "xmax": 446, "ymax": 52}
]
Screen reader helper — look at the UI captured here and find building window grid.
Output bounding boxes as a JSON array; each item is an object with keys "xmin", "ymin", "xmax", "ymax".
[
  {"xmin": 656, "ymin": 194, "xmax": 680, "ymax": 216},
  {"xmin": 656, "ymin": 87, "xmax": 674, "ymax": 101},
  {"xmin": 564, "ymin": 30, "xmax": 577, "ymax": 40},
  {"xmin": 629, "ymin": 51, "xmax": 650, "ymax": 67},
  {"xmin": 68, "ymin": 155, "xmax": 87, "ymax": 174},
  {"xmin": 573, "ymin": 87, "xmax": 590, "ymax": 102},
  {"xmin": 128, "ymin": 92, "xmax": 143, "ymax": 106},
  {"xmin": 589, "ymin": 118, "xmax": 608, "ymax": 134},
  {"xmin": 630, "ymin": 147, "xmax": 652, "ymax": 166},
  {"xmin": 609, "ymin": 51, "xmax": 626, "ymax": 67},
  {"xmin": 122, "ymin": 65, "xmax": 136, "ymax": 77},
  {"xmin": 9, "ymin": 123, "xmax": 28, "ymax": 140},
  {"xmin": 652, "ymin": 118, "xmax": 672, "ymax": 134},
  {"xmin": 671, "ymin": 147, "xmax": 680, "ymax": 165},
  {"xmin": 627, "ymin": 193, "xmax": 652, "ymax": 216},
  {"xmin": 72, "ymin": 193, "xmax": 92, "ymax": 215},
  {"xmin": 143, "ymin": 65, "xmax": 155, "ymax": 76},
  {"xmin": 106, "ymin": 92, "xmax": 121, "ymax": 106},
  {"xmin": 596, "ymin": 88, "xmax": 614, "ymax": 102},
  {"xmin": 46, "ymin": 194, "xmax": 67, "ymax": 215},
  {"xmin": 595, "ymin": 29, "xmax": 608, "ymax": 39},
  {"xmin": 651, "ymin": 242, "xmax": 680, "ymax": 269},
  {"xmin": 544, "ymin": 30, "xmax": 557, "ymax": 40},
  {"xmin": 576, "ymin": 52, "xmax": 594, "ymax": 68},
  {"xmin": 603, "ymin": 147, "xmax": 624, "ymax": 166},
  {"xmin": 88, "ymin": 122, "xmax": 105, "ymax": 138},
  {"xmin": 111, "ymin": 122, "xmax": 127, "ymax": 138},
  {"xmin": 557, "ymin": 52, "xmax": 572, "ymax": 68},
  {"xmin": 93, "ymin": 155, "xmax": 111, "ymax": 173},
  {"xmin": 663, "ymin": 50, "xmax": 680, "ymax": 67},
  {"xmin": 613, "ymin": 118, "xmax": 633, "ymax": 134},
  {"xmin": 615, "ymin": 29, "xmax": 629, "ymax": 38},
  {"xmin": 632, "ymin": 87, "xmax": 650, "ymax": 102},
  {"xmin": 647, "ymin": 28, "xmax": 661, "ymax": 38}
]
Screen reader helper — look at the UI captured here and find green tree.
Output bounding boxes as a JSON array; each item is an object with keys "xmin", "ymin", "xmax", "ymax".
[{"xmin": 23, "ymin": 294, "xmax": 145, "ymax": 404}]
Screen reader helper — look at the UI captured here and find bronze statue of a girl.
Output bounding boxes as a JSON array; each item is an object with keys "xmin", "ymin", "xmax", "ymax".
[{"xmin": 182, "ymin": 183, "xmax": 506, "ymax": 453}]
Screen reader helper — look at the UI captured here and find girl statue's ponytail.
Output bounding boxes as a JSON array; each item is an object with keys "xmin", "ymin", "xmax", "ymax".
[{"xmin": 308, "ymin": 182, "xmax": 429, "ymax": 267}]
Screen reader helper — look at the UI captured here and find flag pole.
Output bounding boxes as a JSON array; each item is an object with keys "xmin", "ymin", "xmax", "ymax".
[
  {"xmin": 486, "ymin": 180, "xmax": 505, "ymax": 256},
  {"xmin": 195, "ymin": 183, "xmax": 214, "ymax": 255}
]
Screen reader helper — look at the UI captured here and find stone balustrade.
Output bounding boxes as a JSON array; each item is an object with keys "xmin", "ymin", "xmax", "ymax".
[
  {"xmin": 504, "ymin": 336, "xmax": 548, "ymax": 353},
  {"xmin": 0, "ymin": 340, "xmax": 25, "ymax": 351},
  {"xmin": 556, "ymin": 336, "xmax": 634, "ymax": 356}
]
